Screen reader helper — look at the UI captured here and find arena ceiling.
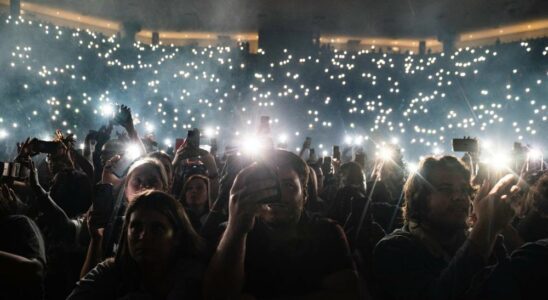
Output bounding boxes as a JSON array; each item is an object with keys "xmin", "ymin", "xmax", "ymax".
[{"xmin": 23, "ymin": 0, "xmax": 548, "ymax": 38}]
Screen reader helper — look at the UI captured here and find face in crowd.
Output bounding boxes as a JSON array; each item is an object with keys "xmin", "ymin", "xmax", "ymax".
[
  {"xmin": 404, "ymin": 156, "xmax": 473, "ymax": 232},
  {"xmin": 425, "ymin": 165, "xmax": 472, "ymax": 231},
  {"xmin": 125, "ymin": 158, "xmax": 168, "ymax": 202},
  {"xmin": 184, "ymin": 176, "xmax": 209, "ymax": 210},
  {"xmin": 258, "ymin": 151, "xmax": 309, "ymax": 228},
  {"xmin": 127, "ymin": 205, "xmax": 177, "ymax": 265},
  {"xmin": 119, "ymin": 191, "xmax": 201, "ymax": 268}
]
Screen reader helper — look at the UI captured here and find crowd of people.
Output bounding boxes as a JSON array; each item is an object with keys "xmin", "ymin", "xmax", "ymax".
[
  {"xmin": 1, "ymin": 103, "xmax": 547, "ymax": 299},
  {"xmin": 0, "ymin": 13, "xmax": 546, "ymax": 160},
  {"xmin": 0, "ymin": 11, "xmax": 547, "ymax": 300}
]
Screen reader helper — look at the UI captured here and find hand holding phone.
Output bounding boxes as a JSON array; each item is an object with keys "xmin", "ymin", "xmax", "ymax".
[
  {"xmin": 243, "ymin": 162, "xmax": 281, "ymax": 204},
  {"xmin": 303, "ymin": 137, "xmax": 312, "ymax": 149},
  {"xmin": 110, "ymin": 154, "xmax": 136, "ymax": 178},
  {"xmin": 333, "ymin": 145, "xmax": 341, "ymax": 161}
]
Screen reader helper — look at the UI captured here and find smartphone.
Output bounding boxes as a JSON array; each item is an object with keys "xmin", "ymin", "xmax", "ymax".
[
  {"xmin": 452, "ymin": 138, "xmax": 479, "ymax": 153},
  {"xmin": 33, "ymin": 140, "xmax": 61, "ymax": 154},
  {"xmin": 175, "ymin": 138, "xmax": 185, "ymax": 150},
  {"xmin": 309, "ymin": 148, "xmax": 317, "ymax": 163},
  {"xmin": 246, "ymin": 162, "xmax": 281, "ymax": 204},
  {"xmin": 256, "ymin": 116, "xmax": 271, "ymax": 136},
  {"xmin": 333, "ymin": 145, "xmax": 341, "ymax": 160},
  {"xmin": 303, "ymin": 137, "xmax": 312, "ymax": 149},
  {"xmin": 186, "ymin": 129, "xmax": 200, "ymax": 149},
  {"xmin": 210, "ymin": 138, "xmax": 218, "ymax": 154},
  {"xmin": 1, "ymin": 162, "xmax": 30, "ymax": 180},
  {"xmin": 92, "ymin": 191, "xmax": 114, "ymax": 226},
  {"xmin": 111, "ymin": 154, "xmax": 136, "ymax": 178},
  {"xmin": 526, "ymin": 153, "xmax": 545, "ymax": 172},
  {"xmin": 322, "ymin": 157, "xmax": 332, "ymax": 175}
]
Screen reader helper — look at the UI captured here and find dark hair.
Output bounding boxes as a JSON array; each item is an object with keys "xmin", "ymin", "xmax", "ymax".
[
  {"xmin": 339, "ymin": 161, "xmax": 365, "ymax": 188},
  {"xmin": 115, "ymin": 190, "xmax": 203, "ymax": 271},
  {"xmin": 531, "ymin": 173, "xmax": 548, "ymax": 214},
  {"xmin": 179, "ymin": 174, "xmax": 210, "ymax": 208},
  {"xmin": 271, "ymin": 150, "xmax": 310, "ymax": 200},
  {"xmin": 402, "ymin": 155, "xmax": 471, "ymax": 225}
]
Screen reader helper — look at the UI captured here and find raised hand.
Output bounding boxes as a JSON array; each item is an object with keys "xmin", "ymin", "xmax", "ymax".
[
  {"xmin": 228, "ymin": 164, "xmax": 279, "ymax": 235},
  {"xmin": 473, "ymin": 174, "xmax": 520, "ymax": 233},
  {"xmin": 101, "ymin": 155, "xmax": 122, "ymax": 186},
  {"xmin": 114, "ymin": 104, "xmax": 134, "ymax": 130}
]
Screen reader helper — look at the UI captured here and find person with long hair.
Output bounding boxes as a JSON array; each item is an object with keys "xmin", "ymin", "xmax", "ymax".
[
  {"xmin": 179, "ymin": 174, "xmax": 210, "ymax": 232},
  {"xmin": 81, "ymin": 157, "xmax": 170, "ymax": 277},
  {"xmin": 373, "ymin": 155, "xmax": 519, "ymax": 300},
  {"xmin": 68, "ymin": 190, "xmax": 204, "ymax": 299}
]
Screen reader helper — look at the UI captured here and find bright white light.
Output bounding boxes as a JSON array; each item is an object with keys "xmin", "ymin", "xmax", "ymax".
[
  {"xmin": 408, "ymin": 162, "xmax": 419, "ymax": 173},
  {"xmin": 100, "ymin": 103, "xmax": 115, "ymax": 117},
  {"xmin": 344, "ymin": 136, "xmax": 353, "ymax": 145},
  {"xmin": 0, "ymin": 129, "xmax": 8, "ymax": 139},
  {"xmin": 433, "ymin": 147, "xmax": 442, "ymax": 155},
  {"xmin": 79, "ymin": 143, "xmax": 85, "ymax": 149},
  {"xmin": 126, "ymin": 144, "xmax": 142, "ymax": 160},
  {"xmin": 242, "ymin": 135, "xmax": 264, "ymax": 155},
  {"xmin": 354, "ymin": 136, "xmax": 363, "ymax": 145},
  {"xmin": 528, "ymin": 148, "xmax": 543, "ymax": 160},
  {"xmin": 204, "ymin": 127, "xmax": 215, "ymax": 138},
  {"xmin": 200, "ymin": 145, "xmax": 212, "ymax": 152},
  {"xmin": 379, "ymin": 147, "xmax": 394, "ymax": 160},
  {"xmin": 481, "ymin": 140, "xmax": 492, "ymax": 150},
  {"xmin": 484, "ymin": 152, "xmax": 511, "ymax": 170},
  {"xmin": 391, "ymin": 137, "xmax": 399, "ymax": 144},
  {"xmin": 164, "ymin": 138, "xmax": 172, "ymax": 147},
  {"xmin": 278, "ymin": 134, "xmax": 288, "ymax": 143},
  {"xmin": 145, "ymin": 123, "xmax": 155, "ymax": 133},
  {"xmin": 322, "ymin": 150, "xmax": 328, "ymax": 157}
]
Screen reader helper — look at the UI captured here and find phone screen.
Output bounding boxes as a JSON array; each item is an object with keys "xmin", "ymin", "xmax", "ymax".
[
  {"xmin": 175, "ymin": 138, "xmax": 185, "ymax": 149},
  {"xmin": 246, "ymin": 163, "xmax": 281, "ymax": 204},
  {"xmin": 186, "ymin": 130, "xmax": 200, "ymax": 149},
  {"xmin": 333, "ymin": 146, "xmax": 341, "ymax": 160},
  {"xmin": 111, "ymin": 155, "xmax": 135, "ymax": 178}
]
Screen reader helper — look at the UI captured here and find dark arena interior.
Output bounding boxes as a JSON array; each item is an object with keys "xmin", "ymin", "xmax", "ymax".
[{"xmin": 0, "ymin": 0, "xmax": 547, "ymax": 299}]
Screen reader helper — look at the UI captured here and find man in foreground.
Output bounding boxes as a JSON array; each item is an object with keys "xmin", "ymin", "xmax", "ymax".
[{"xmin": 204, "ymin": 150, "xmax": 359, "ymax": 299}]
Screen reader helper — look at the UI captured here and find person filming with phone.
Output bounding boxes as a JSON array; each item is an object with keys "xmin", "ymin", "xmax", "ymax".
[
  {"xmin": 172, "ymin": 128, "xmax": 219, "ymax": 206},
  {"xmin": 204, "ymin": 149, "xmax": 359, "ymax": 299}
]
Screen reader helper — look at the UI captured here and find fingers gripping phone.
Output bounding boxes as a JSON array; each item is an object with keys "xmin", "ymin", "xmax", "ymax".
[
  {"xmin": 245, "ymin": 163, "xmax": 282, "ymax": 204},
  {"xmin": 111, "ymin": 155, "xmax": 136, "ymax": 178},
  {"xmin": 333, "ymin": 145, "xmax": 341, "ymax": 161},
  {"xmin": 186, "ymin": 129, "xmax": 200, "ymax": 149}
]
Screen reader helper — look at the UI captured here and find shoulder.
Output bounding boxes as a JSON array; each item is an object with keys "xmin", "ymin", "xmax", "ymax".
[
  {"xmin": 510, "ymin": 238, "xmax": 548, "ymax": 263},
  {"xmin": 68, "ymin": 259, "xmax": 120, "ymax": 299},
  {"xmin": 81, "ymin": 258, "xmax": 119, "ymax": 280},
  {"xmin": 303, "ymin": 217, "xmax": 352, "ymax": 259},
  {"xmin": 304, "ymin": 216, "xmax": 346, "ymax": 239},
  {"xmin": 1, "ymin": 215, "xmax": 44, "ymax": 247},
  {"xmin": 1, "ymin": 214, "xmax": 39, "ymax": 230},
  {"xmin": 374, "ymin": 228, "xmax": 421, "ymax": 259},
  {"xmin": 53, "ymin": 168, "xmax": 89, "ymax": 183}
]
